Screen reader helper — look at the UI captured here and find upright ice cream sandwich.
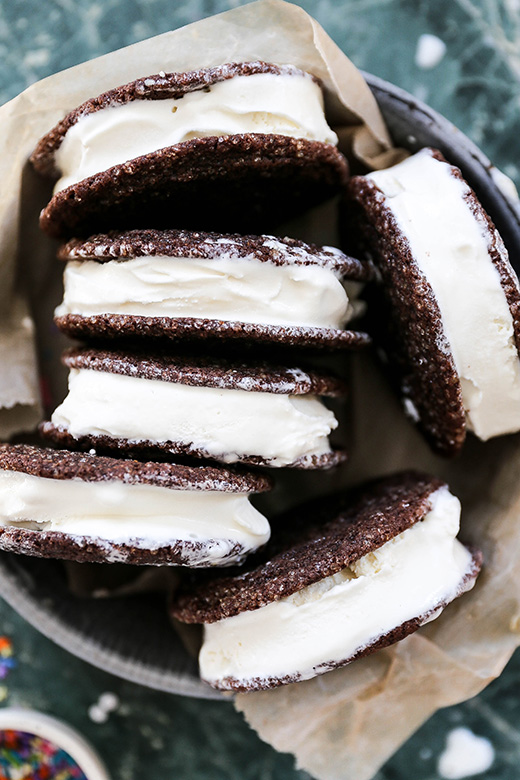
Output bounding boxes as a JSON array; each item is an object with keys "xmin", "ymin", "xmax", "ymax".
[
  {"xmin": 31, "ymin": 62, "xmax": 349, "ymax": 238},
  {"xmin": 54, "ymin": 229, "xmax": 371, "ymax": 350},
  {"xmin": 346, "ymin": 147, "xmax": 520, "ymax": 455},
  {"xmin": 40, "ymin": 348, "xmax": 348, "ymax": 469},
  {"xmin": 0, "ymin": 444, "xmax": 272, "ymax": 566},
  {"xmin": 172, "ymin": 471, "xmax": 482, "ymax": 691}
]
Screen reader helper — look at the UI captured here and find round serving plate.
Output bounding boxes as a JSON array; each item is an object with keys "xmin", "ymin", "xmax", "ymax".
[{"xmin": 0, "ymin": 73, "xmax": 518, "ymax": 699}]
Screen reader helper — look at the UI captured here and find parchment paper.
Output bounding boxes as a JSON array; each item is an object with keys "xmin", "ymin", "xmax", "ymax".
[
  {"xmin": 1, "ymin": 2, "xmax": 519, "ymax": 778},
  {"xmin": 0, "ymin": 295, "xmax": 41, "ymax": 438}
]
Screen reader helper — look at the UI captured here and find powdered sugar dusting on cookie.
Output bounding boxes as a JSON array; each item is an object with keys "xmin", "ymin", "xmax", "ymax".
[{"xmin": 60, "ymin": 229, "xmax": 369, "ymax": 276}]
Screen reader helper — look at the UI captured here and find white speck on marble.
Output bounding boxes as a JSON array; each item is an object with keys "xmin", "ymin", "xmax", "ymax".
[
  {"xmin": 88, "ymin": 703, "xmax": 109, "ymax": 724},
  {"xmin": 438, "ymin": 727, "xmax": 494, "ymax": 779},
  {"xmin": 98, "ymin": 691, "xmax": 120, "ymax": 712},
  {"xmin": 415, "ymin": 34, "xmax": 447, "ymax": 69}
]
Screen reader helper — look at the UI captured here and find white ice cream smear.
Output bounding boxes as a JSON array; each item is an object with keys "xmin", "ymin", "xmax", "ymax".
[
  {"xmin": 438, "ymin": 727, "xmax": 494, "ymax": 779},
  {"xmin": 367, "ymin": 148, "xmax": 520, "ymax": 441},
  {"xmin": 200, "ymin": 487, "xmax": 476, "ymax": 687},
  {"xmin": 51, "ymin": 369, "xmax": 338, "ymax": 467},
  {"xmin": 54, "ymin": 71, "xmax": 338, "ymax": 192},
  {"xmin": 0, "ymin": 470, "xmax": 270, "ymax": 565},
  {"xmin": 56, "ymin": 253, "xmax": 355, "ymax": 329}
]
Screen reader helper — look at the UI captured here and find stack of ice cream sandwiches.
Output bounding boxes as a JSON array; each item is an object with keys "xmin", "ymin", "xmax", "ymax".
[
  {"xmin": 2, "ymin": 62, "xmax": 373, "ymax": 573},
  {"xmin": 1, "ymin": 60, "xmax": 505, "ymax": 692}
]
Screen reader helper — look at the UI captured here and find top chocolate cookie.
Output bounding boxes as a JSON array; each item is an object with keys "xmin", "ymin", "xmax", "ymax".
[
  {"xmin": 172, "ymin": 471, "xmax": 446, "ymax": 622},
  {"xmin": 31, "ymin": 62, "xmax": 349, "ymax": 238}
]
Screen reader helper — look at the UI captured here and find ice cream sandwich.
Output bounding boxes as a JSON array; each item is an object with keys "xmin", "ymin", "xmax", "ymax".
[
  {"xmin": 31, "ymin": 61, "xmax": 349, "ymax": 238},
  {"xmin": 346, "ymin": 147, "xmax": 520, "ymax": 455},
  {"xmin": 0, "ymin": 444, "xmax": 272, "ymax": 566},
  {"xmin": 171, "ymin": 471, "xmax": 482, "ymax": 691},
  {"xmin": 54, "ymin": 229, "xmax": 371, "ymax": 350},
  {"xmin": 40, "ymin": 348, "xmax": 348, "ymax": 469}
]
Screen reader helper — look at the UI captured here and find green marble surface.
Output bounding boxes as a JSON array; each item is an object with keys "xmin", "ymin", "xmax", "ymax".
[
  {"xmin": 2, "ymin": 578, "xmax": 520, "ymax": 780},
  {"xmin": 1, "ymin": 1, "xmax": 520, "ymax": 778}
]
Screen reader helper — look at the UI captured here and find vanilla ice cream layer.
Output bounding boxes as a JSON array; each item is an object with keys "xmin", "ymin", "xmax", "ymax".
[
  {"xmin": 0, "ymin": 470, "xmax": 270, "ymax": 565},
  {"xmin": 56, "ymin": 254, "xmax": 355, "ymax": 329},
  {"xmin": 367, "ymin": 149, "xmax": 520, "ymax": 441},
  {"xmin": 54, "ymin": 72, "xmax": 338, "ymax": 192},
  {"xmin": 51, "ymin": 369, "xmax": 338, "ymax": 466},
  {"xmin": 200, "ymin": 486, "xmax": 475, "ymax": 686}
]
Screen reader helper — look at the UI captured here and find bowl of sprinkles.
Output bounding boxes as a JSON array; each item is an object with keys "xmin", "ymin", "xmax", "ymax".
[{"xmin": 0, "ymin": 709, "xmax": 110, "ymax": 780}]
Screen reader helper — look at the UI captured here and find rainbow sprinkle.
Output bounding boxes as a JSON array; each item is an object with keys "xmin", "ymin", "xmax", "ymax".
[
  {"xmin": 0, "ymin": 729, "xmax": 88, "ymax": 779},
  {"xmin": 0, "ymin": 638, "xmax": 16, "ymax": 681}
]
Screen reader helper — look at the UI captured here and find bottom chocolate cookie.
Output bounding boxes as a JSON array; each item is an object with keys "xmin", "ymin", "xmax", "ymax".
[
  {"xmin": 0, "ymin": 444, "xmax": 271, "ymax": 567},
  {"xmin": 171, "ymin": 471, "xmax": 482, "ymax": 690}
]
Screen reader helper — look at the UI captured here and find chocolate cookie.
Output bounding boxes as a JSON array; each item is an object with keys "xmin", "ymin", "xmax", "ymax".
[
  {"xmin": 40, "ymin": 347, "xmax": 348, "ymax": 469},
  {"xmin": 54, "ymin": 228, "xmax": 372, "ymax": 350},
  {"xmin": 31, "ymin": 62, "xmax": 349, "ymax": 238},
  {"xmin": 171, "ymin": 471, "xmax": 482, "ymax": 691},
  {"xmin": 346, "ymin": 147, "xmax": 520, "ymax": 456},
  {"xmin": 0, "ymin": 443, "xmax": 272, "ymax": 566}
]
